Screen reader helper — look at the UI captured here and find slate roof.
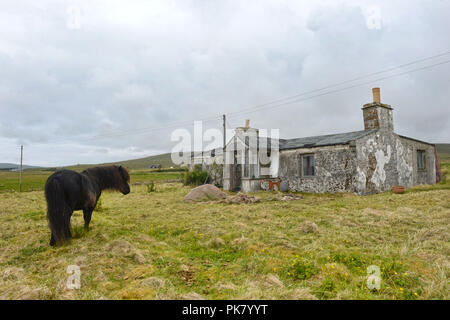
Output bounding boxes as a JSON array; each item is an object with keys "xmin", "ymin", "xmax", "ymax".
[
  {"xmin": 278, "ymin": 129, "xmax": 377, "ymax": 150},
  {"xmin": 213, "ymin": 129, "xmax": 377, "ymax": 154}
]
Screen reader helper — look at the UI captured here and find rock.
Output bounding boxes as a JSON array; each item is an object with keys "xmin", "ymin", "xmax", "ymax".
[
  {"xmin": 265, "ymin": 274, "xmax": 284, "ymax": 288},
  {"xmin": 184, "ymin": 184, "xmax": 227, "ymax": 202},
  {"xmin": 299, "ymin": 221, "xmax": 319, "ymax": 233}
]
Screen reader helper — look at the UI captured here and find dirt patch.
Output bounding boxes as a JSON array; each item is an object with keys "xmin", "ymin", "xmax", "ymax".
[
  {"xmin": 280, "ymin": 194, "xmax": 303, "ymax": 201},
  {"xmin": 178, "ymin": 264, "xmax": 195, "ymax": 286},
  {"xmin": 184, "ymin": 184, "xmax": 227, "ymax": 202},
  {"xmin": 222, "ymin": 192, "xmax": 260, "ymax": 204}
]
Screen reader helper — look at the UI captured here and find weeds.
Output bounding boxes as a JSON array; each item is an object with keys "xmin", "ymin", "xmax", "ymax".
[{"xmin": 147, "ymin": 181, "xmax": 156, "ymax": 193}]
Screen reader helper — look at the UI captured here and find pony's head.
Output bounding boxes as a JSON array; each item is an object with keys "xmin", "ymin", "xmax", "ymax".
[
  {"xmin": 83, "ymin": 165, "xmax": 131, "ymax": 194},
  {"xmin": 116, "ymin": 165, "xmax": 130, "ymax": 195}
]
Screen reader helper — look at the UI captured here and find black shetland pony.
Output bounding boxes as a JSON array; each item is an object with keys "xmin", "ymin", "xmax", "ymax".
[{"xmin": 45, "ymin": 165, "xmax": 130, "ymax": 246}]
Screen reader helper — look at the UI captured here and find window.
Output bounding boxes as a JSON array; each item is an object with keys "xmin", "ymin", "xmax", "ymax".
[
  {"xmin": 302, "ymin": 155, "xmax": 315, "ymax": 176},
  {"xmin": 417, "ymin": 150, "xmax": 425, "ymax": 170}
]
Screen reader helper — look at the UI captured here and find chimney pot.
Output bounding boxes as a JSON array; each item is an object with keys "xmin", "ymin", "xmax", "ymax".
[
  {"xmin": 372, "ymin": 87, "xmax": 381, "ymax": 103},
  {"xmin": 245, "ymin": 119, "xmax": 250, "ymax": 128}
]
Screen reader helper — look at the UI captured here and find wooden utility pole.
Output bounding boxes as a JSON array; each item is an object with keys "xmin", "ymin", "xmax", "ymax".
[{"xmin": 19, "ymin": 145, "xmax": 23, "ymax": 192}]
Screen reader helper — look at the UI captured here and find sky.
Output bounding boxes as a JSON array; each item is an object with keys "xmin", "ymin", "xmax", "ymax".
[{"xmin": 0, "ymin": 0, "xmax": 449, "ymax": 167}]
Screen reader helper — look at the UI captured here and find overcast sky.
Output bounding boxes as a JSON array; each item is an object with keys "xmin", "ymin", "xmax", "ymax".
[{"xmin": 0, "ymin": 0, "xmax": 449, "ymax": 166}]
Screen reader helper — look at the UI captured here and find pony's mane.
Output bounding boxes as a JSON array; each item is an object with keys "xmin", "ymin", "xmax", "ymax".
[{"xmin": 82, "ymin": 165, "xmax": 129, "ymax": 190}]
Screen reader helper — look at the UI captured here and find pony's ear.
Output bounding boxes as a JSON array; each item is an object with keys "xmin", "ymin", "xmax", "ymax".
[{"xmin": 118, "ymin": 165, "xmax": 122, "ymax": 171}]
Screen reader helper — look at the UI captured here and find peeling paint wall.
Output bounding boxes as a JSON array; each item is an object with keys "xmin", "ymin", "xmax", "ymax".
[
  {"xmin": 279, "ymin": 145, "xmax": 357, "ymax": 193},
  {"xmin": 354, "ymin": 131, "xmax": 435, "ymax": 194},
  {"xmin": 355, "ymin": 131, "xmax": 397, "ymax": 194}
]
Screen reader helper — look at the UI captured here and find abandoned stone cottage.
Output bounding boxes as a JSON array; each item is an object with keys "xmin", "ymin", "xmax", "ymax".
[{"xmin": 195, "ymin": 88, "xmax": 438, "ymax": 195}]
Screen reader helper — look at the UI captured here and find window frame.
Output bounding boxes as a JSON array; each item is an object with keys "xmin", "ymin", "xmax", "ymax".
[
  {"xmin": 417, "ymin": 150, "xmax": 426, "ymax": 170},
  {"xmin": 301, "ymin": 154, "xmax": 315, "ymax": 177}
]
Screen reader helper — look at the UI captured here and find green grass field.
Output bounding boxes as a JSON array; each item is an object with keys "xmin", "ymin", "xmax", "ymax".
[
  {"xmin": 0, "ymin": 162, "xmax": 448, "ymax": 299},
  {"xmin": 0, "ymin": 169, "xmax": 183, "ymax": 193}
]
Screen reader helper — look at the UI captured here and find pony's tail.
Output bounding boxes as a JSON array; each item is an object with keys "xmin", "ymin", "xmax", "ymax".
[{"xmin": 45, "ymin": 177, "xmax": 70, "ymax": 246}]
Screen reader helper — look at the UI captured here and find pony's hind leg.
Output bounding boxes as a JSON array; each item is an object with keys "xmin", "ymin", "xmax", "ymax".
[
  {"xmin": 64, "ymin": 210, "xmax": 73, "ymax": 240},
  {"xmin": 50, "ymin": 233, "xmax": 56, "ymax": 246},
  {"xmin": 83, "ymin": 208, "xmax": 94, "ymax": 231}
]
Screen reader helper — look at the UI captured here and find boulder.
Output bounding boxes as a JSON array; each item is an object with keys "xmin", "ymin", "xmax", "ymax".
[{"xmin": 184, "ymin": 184, "xmax": 227, "ymax": 202}]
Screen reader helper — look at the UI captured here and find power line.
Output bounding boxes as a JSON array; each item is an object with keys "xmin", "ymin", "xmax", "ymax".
[
  {"xmin": 91, "ymin": 51, "xmax": 450, "ymax": 139},
  {"xmin": 226, "ymin": 58, "xmax": 450, "ymax": 121},
  {"xmin": 224, "ymin": 50, "xmax": 450, "ymax": 116},
  {"xmin": 38, "ymin": 50, "xmax": 450, "ymax": 144}
]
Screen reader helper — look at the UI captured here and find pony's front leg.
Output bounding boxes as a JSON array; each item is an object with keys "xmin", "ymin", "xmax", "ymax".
[{"xmin": 83, "ymin": 208, "xmax": 94, "ymax": 231}]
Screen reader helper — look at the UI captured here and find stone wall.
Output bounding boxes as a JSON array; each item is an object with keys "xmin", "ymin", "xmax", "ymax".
[
  {"xmin": 279, "ymin": 145, "xmax": 357, "ymax": 193},
  {"xmin": 396, "ymin": 136, "xmax": 436, "ymax": 185}
]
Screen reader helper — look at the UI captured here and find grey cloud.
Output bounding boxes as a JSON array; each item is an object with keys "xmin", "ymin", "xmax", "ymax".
[{"xmin": 0, "ymin": 0, "xmax": 449, "ymax": 166}]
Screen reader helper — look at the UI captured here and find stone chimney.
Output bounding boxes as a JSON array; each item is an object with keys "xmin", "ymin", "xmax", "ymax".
[
  {"xmin": 362, "ymin": 87, "xmax": 393, "ymax": 131},
  {"xmin": 372, "ymin": 87, "xmax": 380, "ymax": 103},
  {"xmin": 245, "ymin": 119, "xmax": 250, "ymax": 128}
]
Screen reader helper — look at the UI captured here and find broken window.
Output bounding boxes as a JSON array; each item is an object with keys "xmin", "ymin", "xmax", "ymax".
[
  {"xmin": 417, "ymin": 150, "xmax": 425, "ymax": 169},
  {"xmin": 302, "ymin": 155, "xmax": 315, "ymax": 176}
]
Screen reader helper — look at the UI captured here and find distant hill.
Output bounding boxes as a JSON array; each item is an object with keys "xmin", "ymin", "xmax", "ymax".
[
  {"xmin": 4, "ymin": 143, "xmax": 448, "ymax": 172},
  {"xmin": 436, "ymin": 143, "xmax": 450, "ymax": 162},
  {"xmin": 73, "ymin": 144, "xmax": 449, "ymax": 170},
  {"xmin": 66, "ymin": 152, "xmax": 179, "ymax": 171},
  {"xmin": 0, "ymin": 163, "xmax": 42, "ymax": 170}
]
